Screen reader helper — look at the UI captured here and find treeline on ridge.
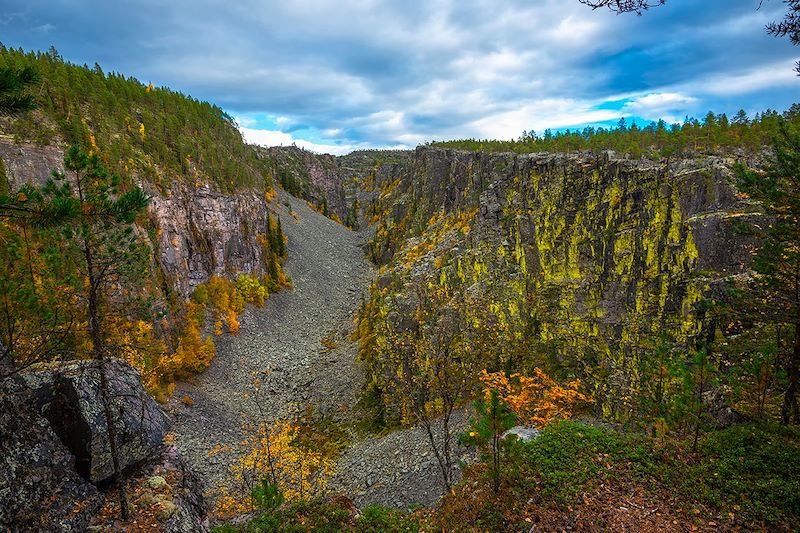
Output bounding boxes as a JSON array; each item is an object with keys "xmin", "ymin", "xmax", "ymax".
[{"xmin": 431, "ymin": 106, "xmax": 800, "ymax": 158}]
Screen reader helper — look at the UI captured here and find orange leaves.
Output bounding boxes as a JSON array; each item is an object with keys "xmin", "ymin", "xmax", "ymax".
[
  {"xmin": 480, "ymin": 368, "xmax": 592, "ymax": 427},
  {"xmin": 479, "ymin": 369, "xmax": 515, "ymax": 401},
  {"xmin": 226, "ymin": 308, "xmax": 239, "ymax": 335},
  {"xmin": 88, "ymin": 132, "xmax": 99, "ymax": 154}
]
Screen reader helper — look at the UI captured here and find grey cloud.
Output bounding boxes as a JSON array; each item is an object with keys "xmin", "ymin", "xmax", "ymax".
[{"xmin": 0, "ymin": 0, "xmax": 796, "ymax": 147}]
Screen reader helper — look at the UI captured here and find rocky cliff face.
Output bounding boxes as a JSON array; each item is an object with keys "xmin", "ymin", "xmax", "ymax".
[
  {"xmin": 354, "ymin": 147, "xmax": 764, "ymax": 419},
  {"xmin": 260, "ymin": 146, "xmax": 412, "ymax": 227},
  {"xmin": 258, "ymin": 146, "xmax": 347, "ymax": 219},
  {"xmin": 0, "ymin": 139, "xmax": 276, "ymax": 299},
  {"xmin": 148, "ymin": 183, "xmax": 275, "ymax": 298},
  {"xmin": 0, "ymin": 137, "xmax": 64, "ymax": 190}
]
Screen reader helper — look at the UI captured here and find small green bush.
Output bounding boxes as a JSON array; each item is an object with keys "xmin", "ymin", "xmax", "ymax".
[
  {"xmin": 355, "ymin": 504, "xmax": 420, "ymax": 532},
  {"xmin": 520, "ymin": 420, "xmax": 653, "ymax": 505},
  {"xmin": 673, "ymin": 423, "xmax": 800, "ymax": 526}
]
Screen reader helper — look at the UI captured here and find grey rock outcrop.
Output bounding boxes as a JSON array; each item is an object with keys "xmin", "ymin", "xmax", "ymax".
[
  {"xmin": 504, "ymin": 426, "xmax": 541, "ymax": 442},
  {"xmin": 0, "ymin": 375, "xmax": 103, "ymax": 531},
  {"xmin": 21, "ymin": 358, "xmax": 170, "ymax": 483},
  {"xmin": 0, "ymin": 138, "xmax": 64, "ymax": 190},
  {"xmin": 703, "ymin": 389, "xmax": 748, "ymax": 429},
  {"xmin": 154, "ymin": 446, "xmax": 210, "ymax": 533},
  {"xmin": 149, "ymin": 183, "xmax": 277, "ymax": 297}
]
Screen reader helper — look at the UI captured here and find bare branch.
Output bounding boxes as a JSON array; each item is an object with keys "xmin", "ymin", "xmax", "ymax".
[{"xmin": 578, "ymin": 0, "xmax": 666, "ymax": 14}]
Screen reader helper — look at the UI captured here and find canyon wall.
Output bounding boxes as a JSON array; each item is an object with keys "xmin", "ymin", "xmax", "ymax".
[
  {"xmin": 356, "ymin": 147, "xmax": 764, "ymax": 418},
  {"xmin": 0, "ymin": 139, "xmax": 276, "ymax": 299}
]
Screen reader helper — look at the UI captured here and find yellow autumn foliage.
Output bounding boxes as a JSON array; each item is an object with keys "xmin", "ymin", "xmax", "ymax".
[
  {"xmin": 169, "ymin": 314, "xmax": 215, "ymax": 377},
  {"xmin": 108, "ymin": 318, "xmax": 167, "ymax": 392},
  {"xmin": 217, "ymin": 419, "xmax": 335, "ymax": 516}
]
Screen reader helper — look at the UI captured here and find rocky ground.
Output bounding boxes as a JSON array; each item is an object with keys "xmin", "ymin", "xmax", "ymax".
[
  {"xmin": 331, "ymin": 409, "xmax": 474, "ymax": 510},
  {"xmin": 169, "ymin": 190, "xmax": 471, "ymax": 513}
]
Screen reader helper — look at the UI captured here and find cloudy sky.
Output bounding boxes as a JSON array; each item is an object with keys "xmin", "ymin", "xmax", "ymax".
[{"xmin": 1, "ymin": 0, "xmax": 798, "ymax": 154}]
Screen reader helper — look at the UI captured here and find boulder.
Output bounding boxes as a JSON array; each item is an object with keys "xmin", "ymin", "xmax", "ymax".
[
  {"xmin": 161, "ymin": 445, "xmax": 210, "ymax": 533},
  {"xmin": 703, "ymin": 389, "xmax": 748, "ymax": 429},
  {"xmin": 503, "ymin": 426, "xmax": 541, "ymax": 442},
  {"xmin": 21, "ymin": 358, "xmax": 170, "ymax": 483},
  {"xmin": 0, "ymin": 375, "xmax": 103, "ymax": 531}
]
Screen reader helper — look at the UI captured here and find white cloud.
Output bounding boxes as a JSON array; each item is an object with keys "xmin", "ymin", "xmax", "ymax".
[
  {"xmin": 466, "ymin": 98, "xmax": 624, "ymax": 140},
  {"xmin": 240, "ymin": 126, "xmax": 359, "ymax": 155},
  {"xmin": 234, "ymin": 115, "xmax": 257, "ymax": 128},
  {"xmin": 622, "ymin": 92, "xmax": 699, "ymax": 115},
  {"xmin": 13, "ymin": 0, "xmax": 793, "ymax": 150},
  {"xmin": 691, "ymin": 60, "xmax": 799, "ymax": 96}
]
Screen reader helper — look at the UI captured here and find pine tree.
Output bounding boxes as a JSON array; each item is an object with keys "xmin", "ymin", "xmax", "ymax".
[
  {"xmin": 0, "ymin": 65, "xmax": 39, "ymax": 115},
  {"xmin": 461, "ymin": 389, "xmax": 516, "ymax": 493},
  {"xmin": 733, "ymin": 109, "xmax": 750, "ymax": 125},
  {"xmin": 736, "ymin": 121, "xmax": 800, "ymax": 424},
  {"xmin": 36, "ymin": 146, "xmax": 150, "ymax": 516}
]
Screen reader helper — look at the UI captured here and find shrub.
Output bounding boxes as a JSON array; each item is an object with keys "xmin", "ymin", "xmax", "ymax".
[
  {"xmin": 672, "ymin": 423, "xmax": 800, "ymax": 526},
  {"xmin": 355, "ymin": 504, "xmax": 420, "ymax": 532}
]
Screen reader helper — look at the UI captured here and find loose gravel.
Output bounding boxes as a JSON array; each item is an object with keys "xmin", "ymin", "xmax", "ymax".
[{"xmin": 169, "ymin": 191, "xmax": 472, "ymax": 511}]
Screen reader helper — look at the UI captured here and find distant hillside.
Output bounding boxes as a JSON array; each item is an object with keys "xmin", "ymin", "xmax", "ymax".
[{"xmin": 0, "ymin": 45, "xmax": 271, "ymax": 193}]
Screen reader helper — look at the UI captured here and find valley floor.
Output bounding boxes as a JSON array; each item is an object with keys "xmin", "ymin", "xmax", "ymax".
[{"xmin": 169, "ymin": 191, "xmax": 469, "ymax": 513}]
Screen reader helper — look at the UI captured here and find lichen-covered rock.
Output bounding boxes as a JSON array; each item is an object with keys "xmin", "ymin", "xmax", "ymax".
[
  {"xmin": 160, "ymin": 446, "xmax": 210, "ymax": 533},
  {"xmin": 0, "ymin": 375, "xmax": 103, "ymax": 531},
  {"xmin": 357, "ymin": 147, "xmax": 764, "ymax": 419},
  {"xmin": 21, "ymin": 358, "xmax": 170, "ymax": 483},
  {"xmin": 86, "ymin": 444, "xmax": 210, "ymax": 532}
]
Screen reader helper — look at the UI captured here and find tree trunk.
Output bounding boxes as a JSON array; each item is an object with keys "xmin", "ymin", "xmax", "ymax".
[
  {"xmin": 98, "ymin": 357, "xmax": 129, "ymax": 518},
  {"xmin": 420, "ymin": 415, "xmax": 451, "ymax": 490},
  {"xmin": 85, "ymin": 242, "xmax": 129, "ymax": 519},
  {"xmin": 782, "ymin": 323, "xmax": 800, "ymax": 425},
  {"xmin": 692, "ymin": 352, "xmax": 705, "ymax": 454},
  {"xmin": 442, "ymin": 409, "xmax": 452, "ymax": 488},
  {"xmin": 492, "ymin": 432, "xmax": 500, "ymax": 494}
]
